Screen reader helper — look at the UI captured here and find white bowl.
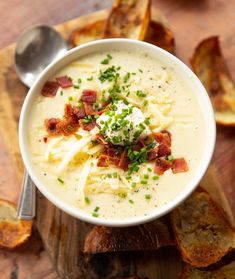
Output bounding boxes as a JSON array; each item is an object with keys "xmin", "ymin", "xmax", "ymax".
[{"xmin": 19, "ymin": 39, "xmax": 216, "ymax": 227}]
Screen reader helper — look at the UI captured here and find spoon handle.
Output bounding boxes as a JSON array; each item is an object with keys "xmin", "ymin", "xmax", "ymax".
[{"xmin": 17, "ymin": 171, "xmax": 36, "ymax": 220}]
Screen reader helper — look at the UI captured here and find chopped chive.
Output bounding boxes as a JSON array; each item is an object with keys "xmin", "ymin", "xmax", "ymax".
[
  {"xmin": 94, "ymin": 206, "xmax": 100, "ymax": 212},
  {"xmin": 68, "ymin": 76, "xmax": 73, "ymax": 81},
  {"xmin": 138, "ymin": 69, "xmax": 143, "ymax": 73},
  {"xmin": 168, "ymin": 155, "xmax": 175, "ymax": 162},
  {"xmin": 60, "ymin": 91, "xmax": 63, "ymax": 96},
  {"xmin": 57, "ymin": 178, "xmax": 64, "ymax": 184},
  {"xmin": 144, "ymin": 174, "xmax": 149, "ymax": 179},
  {"xmin": 101, "ymin": 58, "xmax": 109, "ymax": 65},
  {"xmin": 85, "ymin": 197, "xmax": 90, "ymax": 204},
  {"xmin": 68, "ymin": 96, "xmax": 73, "ymax": 101},
  {"xmin": 87, "ymin": 76, "xmax": 93, "ymax": 81},
  {"xmin": 113, "ymin": 172, "xmax": 118, "ymax": 178},
  {"xmin": 123, "ymin": 72, "xmax": 131, "ymax": 83},
  {"xmin": 143, "ymin": 100, "xmax": 148, "ymax": 106},
  {"xmin": 141, "ymin": 180, "xmax": 148, "ymax": 185},
  {"xmin": 77, "ymin": 78, "xmax": 82, "ymax": 84},
  {"xmin": 153, "ymin": 175, "xmax": 159, "ymax": 180},
  {"xmin": 107, "ymin": 54, "xmax": 112, "ymax": 59},
  {"xmin": 131, "ymin": 182, "xmax": 136, "ymax": 188},
  {"xmin": 144, "ymin": 117, "xmax": 150, "ymax": 125},
  {"xmin": 92, "ymin": 212, "xmax": 99, "ymax": 217},
  {"xmin": 136, "ymin": 90, "xmax": 147, "ymax": 98},
  {"xmin": 147, "ymin": 167, "xmax": 152, "ymax": 172},
  {"xmin": 145, "ymin": 194, "xmax": 152, "ymax": 200},
  {"xmin": 73, "ymin": 85, "xmax": 80, "ymax": 89},
  {"xmin": 118, "ymin": 192, "xmax": 127, "ymax": 199},
  {"xmin": 129, "ymin": 199, "xmax": 134, "ymax": 204},
  {"xmin": 67, "ymin": 125, "xmax": 74, "ymax": 131}
]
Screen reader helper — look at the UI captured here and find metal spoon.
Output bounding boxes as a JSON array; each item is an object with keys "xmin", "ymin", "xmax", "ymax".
[{"xmin": 15, "ymin": 25, "xmax": 68, "ymax": 219}]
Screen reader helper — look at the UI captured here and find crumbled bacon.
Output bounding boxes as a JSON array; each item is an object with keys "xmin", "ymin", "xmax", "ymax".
[
  {"xmin": 44, "ymin": 118, "xmax": 61, "ymax": 135},
  {"xmin": 147, "ymin": 147, "xmax": 159, "ymax": 161},
  {"xmin": 71, "ymin": 106, "xmax": 86, "ymax": 119},
  {"xmin": 172, "ymin": 158, "xmax": 189, "ymax": 174},
  {"xmin": 153, "ymin": 131, "xmax": 171, "ymax": 146},
  {"xmin": 154, "ymin": 158, "xmax": 172, "ymax": 175},
  {"xmin": 81, "ymin": 89, "xmax": 97, "ymax": 103},
  {"xmin": 41, "ymin": 81, "xmax": 59, "ymax": 97},
  {"xmin": 45, "ymin": 104, "xmax": 80, "ymax": 136},
  {"xmin": 118, "ymin": 149, "xmax": 129, "ymax": 170},
  {"xmin": 158, "ymin": 143, "xmax": 171, "ymax": 157},
  {"xmin": 97, "ymin": 155, "xmax": 109, "ymax": 167},
  {"xmin": 106, "ymin": 148, "xmax": 120, "ymax": 166},
  {"xmin": 56, "ymin": 75, "xmax": 73, "ymax": 88},
  {"xmin": 83, "ymin": 102, "xmax": 97, "ymax": 115},
  {"xmin": 79, "ymin": 120, "xmax": 96, "ymax": 131}
]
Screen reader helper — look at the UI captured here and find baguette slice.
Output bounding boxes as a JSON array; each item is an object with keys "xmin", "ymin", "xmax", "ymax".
[
  {"xmin": 191, "ymin": 36, "xmax": 235, "ymax": 126},
  {"xmin": 103, "ymin": 0, "xmax": 150, "ymax": 40},
  {"xmin": 171, "ymin": 187, "xmax": 235, "ymax": 268},
  {"xmin": 180, "ymin": 261, "xmax": 235, "ymax": 279},
  {"xmin": 0, "ymin": 199, "xmax": 32, "ymax": 249},
  {"xmin": 84, "ymin": 219, "xmax": 173, "ymax": 254},
  {"xmin": 71, "ymin": 19, "xmax": 104, "ymax": 47},
  {"xmin": 145, "ymin": 21, "xmax": 175, "ymax": 53}
]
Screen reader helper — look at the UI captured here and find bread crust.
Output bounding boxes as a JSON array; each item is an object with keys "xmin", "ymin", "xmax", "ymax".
[
  {"xmin": 171, "ymin": 187, "xmax": 235, "ymax": 268},
  {"xmin": 0, "ymin": 199, "xmax": 32, "ymax": 249},
  {"xmin": 84, "ymin": 219, "xmax": 173, "ymax": 254}
]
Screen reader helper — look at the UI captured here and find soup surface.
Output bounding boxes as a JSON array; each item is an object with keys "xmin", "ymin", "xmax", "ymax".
[{"xmin": 28, "ymin": 49, "xmax": 204, "ymax": 220}]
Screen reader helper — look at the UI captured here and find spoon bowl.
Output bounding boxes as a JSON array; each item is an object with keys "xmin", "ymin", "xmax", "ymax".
[{"xmin": 14, "ymin": 25, "xmax": 67, "ymax": 87}]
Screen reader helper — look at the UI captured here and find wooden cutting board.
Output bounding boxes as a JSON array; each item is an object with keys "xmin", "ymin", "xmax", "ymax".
[{"xmin": 0, "ymin": 2, "xmax": 235, "ymax": 279}]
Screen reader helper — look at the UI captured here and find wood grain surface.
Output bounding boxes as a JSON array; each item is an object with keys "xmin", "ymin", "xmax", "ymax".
[{"xmin": 0, "ymin": 0, "xmax": 235, "ymax": 278}]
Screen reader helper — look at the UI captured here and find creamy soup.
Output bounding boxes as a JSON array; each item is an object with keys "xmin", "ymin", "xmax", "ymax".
[{"xmin": 28, "ymin": 50, "xmax": 204, "ymax": 220}]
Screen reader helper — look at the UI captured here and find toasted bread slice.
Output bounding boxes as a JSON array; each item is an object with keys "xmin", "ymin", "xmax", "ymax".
[
  {"xmin": 84, "ymin": 219, "xmax": 173, "ymax": 254},
  {"xmin": 71, "ymin": 19, "xmax": 105, "ymax": 47},
  {"xmin": 180, "ymin": 261, "xmax": 235, "ymax": 279},
  {"xmin": 145, "ymin": 21, "xmax": 175, "ymax": 53},
  {"xmin": 191, "ymin": 36, "xmax": 235, "ymax": 126},
  {"xmin": 171, "ymin": 187, "xmax": 235, "ymax": 268},
  {"xmin": 103, "ymin": 0, "xmax": 150, "ymax": 40},
  {"xmin": 0, "ymin": 199, "xmax": 32, "ymax": 249}
]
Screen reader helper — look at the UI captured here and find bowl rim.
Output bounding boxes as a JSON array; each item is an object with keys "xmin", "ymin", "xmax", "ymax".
[{"xmin": 19, "ymin": 38, "xmax": 216, "ymax": 227}]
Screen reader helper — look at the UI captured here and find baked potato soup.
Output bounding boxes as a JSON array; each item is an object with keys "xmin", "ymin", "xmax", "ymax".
[{"xmin": 28, "ymin": 49, "xmax": 204, "ymax": 220}]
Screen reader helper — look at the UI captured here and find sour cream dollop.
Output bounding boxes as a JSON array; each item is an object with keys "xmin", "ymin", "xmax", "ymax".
[{"xmin": 97, "ymin": 101, "xmax": 151, "ymax": 145}]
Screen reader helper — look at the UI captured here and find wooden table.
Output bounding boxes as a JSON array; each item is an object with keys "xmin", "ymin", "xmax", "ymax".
[{"xmin": 0, "ymin": 0, "xmax": 235, "ymax": 278}]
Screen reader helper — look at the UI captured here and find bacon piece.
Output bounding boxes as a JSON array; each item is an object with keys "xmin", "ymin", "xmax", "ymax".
[
  {"xmin": 172, "ymin": 158, "xmax": 189, "ymax": 174},
  {"xmin": 147, "ymin": 147, "xmax": 159, "ymax": 161},
  {"xmin": 79, "ymin": 120, "xmax": 96, "ymax": 131},
  {"xmin": 96, "ymin": 134, "xmax": 108, "ymax": 145},
  {"xmin": 118, "ymin": 149, "xmax": 129, "ymax": 170},
  {"xmin": 81, "ymin": 89, "xmax": 97, "ymax": 103},
  {"xmin": 44, "ymin": 118, "xmax": 62, "ymax": 135},
  {"xmin": 71, "ymin": 106, "xmax": 86, "ymax": 119},
  {"xmin": 153, "ymin": 131, "xmax": 171, "ymax": 146},
  {"xmin": 43, "ymin": 137, "xmax": 48, "ymax": 143},
  {"xmin": 105, "ymin": 147, "xmax": 123, "ymax": 166},
  {"xmin": 97, "ymin": 155, "xmax": 109, "ymax": 167},
  {"xmin": 83, "ymin": 102, "xmax": 95, "ymax": 115},
  {"xmin": 56, "ymin": 75, "xmax": 73, "ymax": 88},
  {"xmin": 45, "ymin": 104, "xmax": 80, "ymax": 136},
  {"xmin": 154, "ymin": 158, "xmax": 172, "ymax": 175},
  {"xmin": 41, "ymin": 81, "xmax": 59, "ymax": 97},
  {"xmin": 158, "ymin": 143, "xmax": 171, "ymax": 157}
]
